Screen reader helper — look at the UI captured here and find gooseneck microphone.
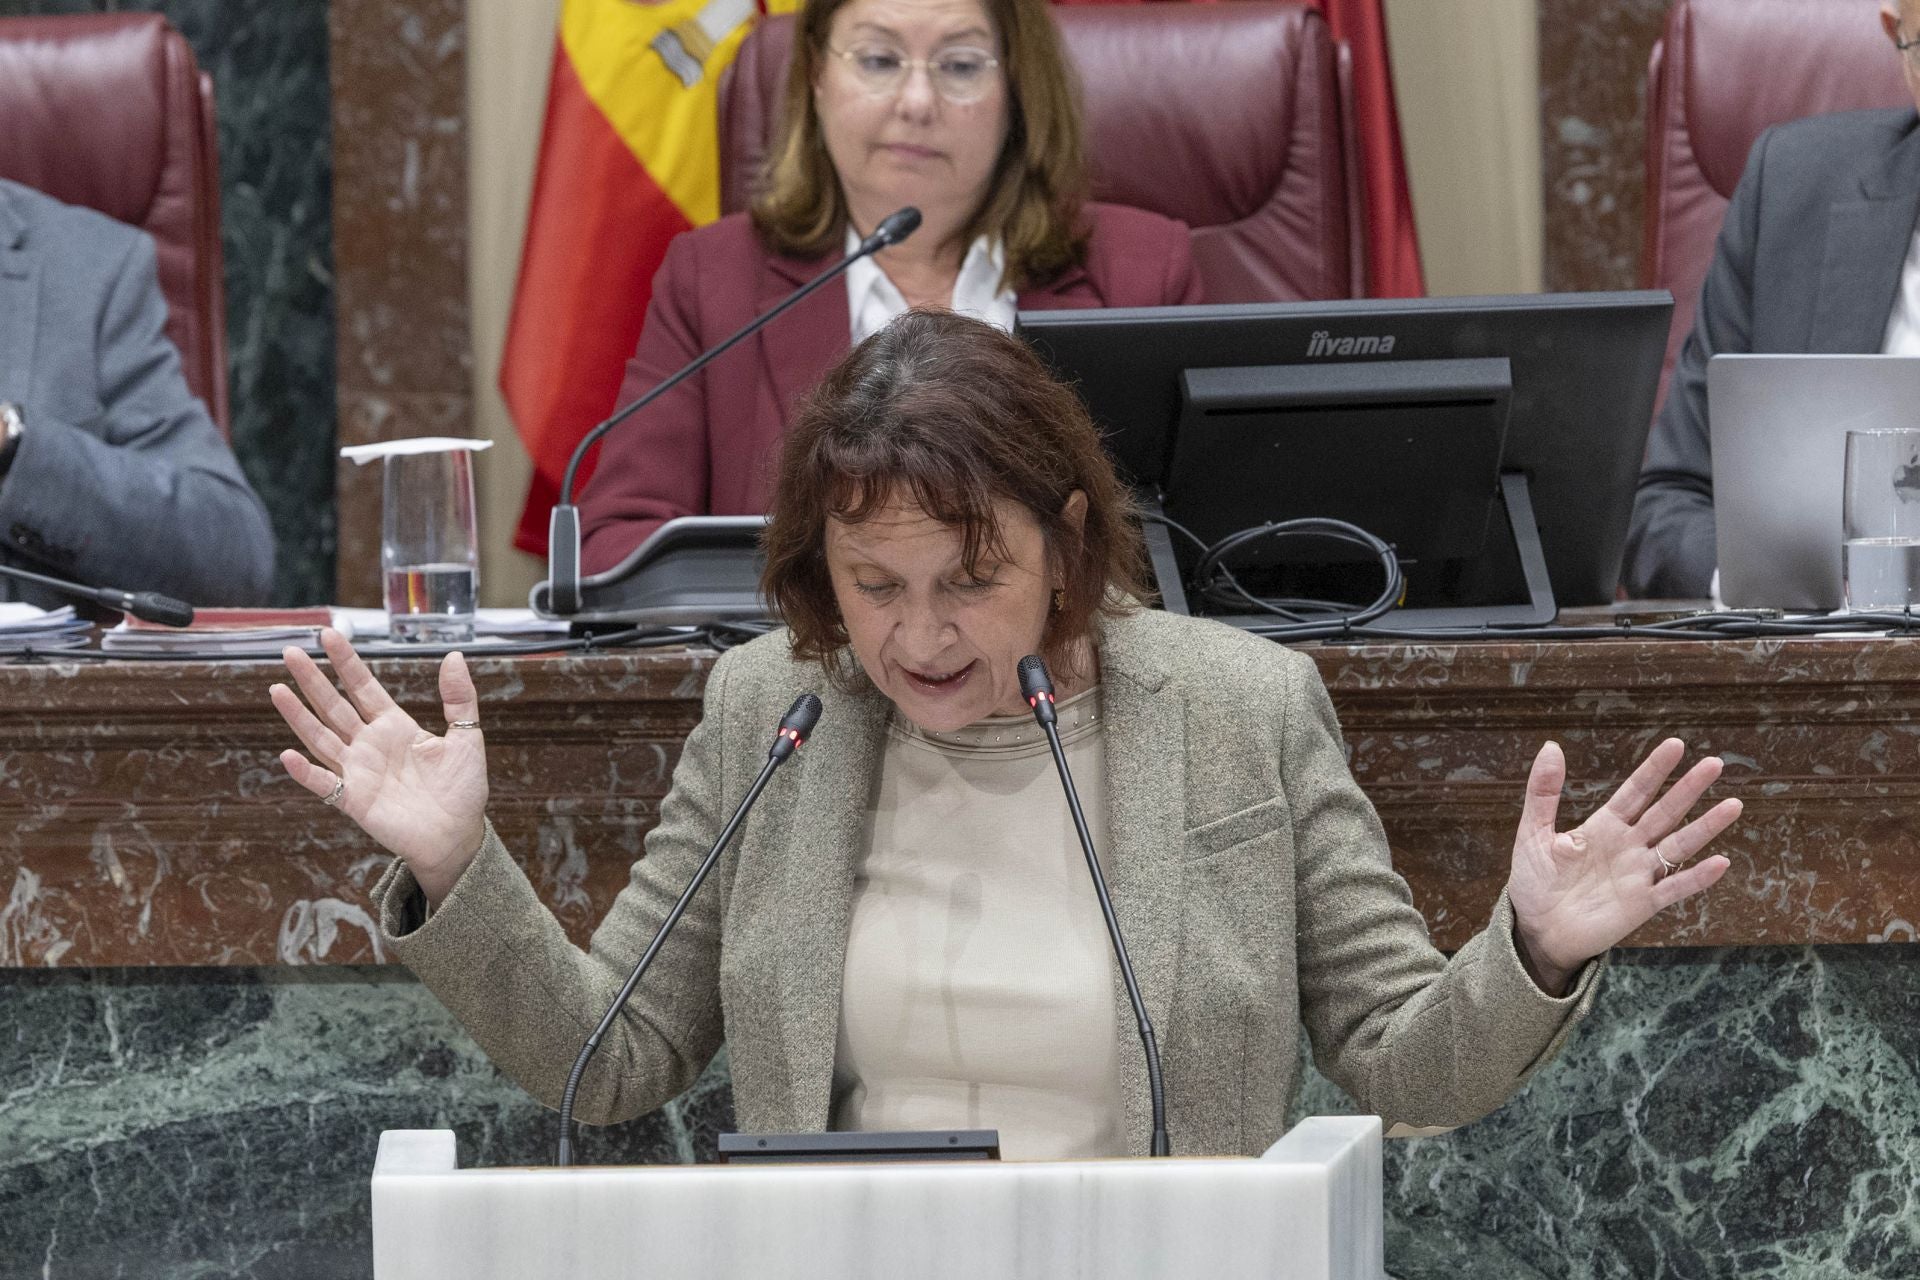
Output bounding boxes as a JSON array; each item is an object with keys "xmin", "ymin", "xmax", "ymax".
[
  {"xmin": 546, "ymin": 206, "xmax": 924, "ymax": 614},
  {"xmin": 0, "ymin": 561, "xmax": 195, "ymax": 626},
  {"xmin": 1019, "ymin": 654, "xmax": 1171, "ymax": 1157},
  {"xmin": 555, "ymin": 692, "xmax": 823, "ymax": 1166}
]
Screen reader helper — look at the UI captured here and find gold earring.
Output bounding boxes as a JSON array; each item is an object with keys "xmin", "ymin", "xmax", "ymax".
[{"xmin": 1052, "ymin": 588, "xmax": 1065, "ymax": 612}]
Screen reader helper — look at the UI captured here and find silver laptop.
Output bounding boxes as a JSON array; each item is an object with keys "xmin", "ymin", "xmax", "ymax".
[{"xmin": 1709, "ymin": 354, "xmax": 1920, "ymax": 610}]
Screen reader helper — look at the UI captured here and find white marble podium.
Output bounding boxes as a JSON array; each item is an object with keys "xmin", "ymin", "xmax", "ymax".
[{"xmin": 370, "ymin": 1117, "xmax": 1385, "ymax": 1279}]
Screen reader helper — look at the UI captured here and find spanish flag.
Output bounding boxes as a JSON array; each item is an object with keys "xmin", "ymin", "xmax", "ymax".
[{"xmin": 502, "ymin": 0, "xmax": 797, "ymax": 555}]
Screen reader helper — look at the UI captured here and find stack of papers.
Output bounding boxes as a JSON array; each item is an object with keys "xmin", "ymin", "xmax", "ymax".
[
  {"xmin": 100, "ymin": 607, "xmax": 337, "ymax": 655},
  {"xmin": 100, "ymin": 607, "xmax": 571, "ymax": 656},
  {"xmin": 0, "ymin": 603, "xmax": 90, "ymax": 653},
  {"xmin": 333, "ymin": 607, "xmax": 572, "ymax": 642}
]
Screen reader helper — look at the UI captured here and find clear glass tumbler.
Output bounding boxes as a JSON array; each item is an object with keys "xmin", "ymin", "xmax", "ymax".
[
  {"xmin": 381, "ymin": 447, "xmax": 479, "ymax": 643},
  {"xmin": 1842, "ymin": 427, "xmax": 1920, "ymax": 612}
]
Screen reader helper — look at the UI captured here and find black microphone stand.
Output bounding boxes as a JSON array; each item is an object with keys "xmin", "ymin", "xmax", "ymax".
[
  {"xmin": 1018, "ymin": 655, "xmax": 1171, "ymax": 1156},
  {"xmin": 555, "ymin": 693, "xmax": 822, "ymax": 1166},
  {"xmin": 545, "ymin": 207, "xmax": 924, "ymax": 615},
  {"xmin": 0, "ymin": 560, "xmax": 195, "ymax": 626}
]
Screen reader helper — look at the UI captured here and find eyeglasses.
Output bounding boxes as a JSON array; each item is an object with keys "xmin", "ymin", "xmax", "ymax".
[{"xmin": 826, "ymin": 44, "xmax": 1002, "ymax": 104}]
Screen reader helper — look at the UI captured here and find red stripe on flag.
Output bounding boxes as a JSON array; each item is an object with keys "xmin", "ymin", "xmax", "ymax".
[
  {"xmin": 501, "ymin": 46, "xmax": 695, "ymax": 556},
  {"xmin": 1315, "ymin": 0, "xmax": 1423, "ymax": 297}
]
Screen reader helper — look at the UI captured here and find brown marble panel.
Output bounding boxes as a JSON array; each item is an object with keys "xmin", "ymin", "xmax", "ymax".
[
  {"xmin": 1316, "ymin": 637, "xmax": 1920, "ymax": 948},
  {"xmin": 1, "ymin": 650, "xmax": 710, "ymax": 967},
  {"xmin": 6, "ymin": 635, "xmax": 1920, "ymax": 967},
  {"xmin": 328, "ymin": 0, "xmax": 472, "ymax": 606},
  {"xmin": 1539, "ymin": 0, "xmax": 1673, "ymax": 292}
]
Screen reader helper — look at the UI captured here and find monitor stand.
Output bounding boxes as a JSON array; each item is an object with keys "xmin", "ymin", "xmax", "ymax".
[
  {"xmin": 1138, "ymin": 492, "xmax": 1191, "ymax": 616},
  {"xmin": 1150, "ymin": 472, "xmax": 1557, "ymax": 634}
]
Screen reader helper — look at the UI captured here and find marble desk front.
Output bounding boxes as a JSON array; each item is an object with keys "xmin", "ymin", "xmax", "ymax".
[{"xmin": 3, "ymin": 634, "xmax": 1915, "ymax": 966}]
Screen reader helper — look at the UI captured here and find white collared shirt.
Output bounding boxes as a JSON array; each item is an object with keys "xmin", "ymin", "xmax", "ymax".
[
  {"xmin": 1880, "ymin": 227, "xmax": 1920, "ymax": 355},
  {"xmin": 845, "ymin": 225, "xmax": 1018, "ymax": 344}
]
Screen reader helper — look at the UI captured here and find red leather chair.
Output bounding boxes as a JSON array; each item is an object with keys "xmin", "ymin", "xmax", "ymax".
[
  {"xmin": 0, "ymin": 14, "xmax": 229, "ymax": 436},
  {"xmin": 1642, "ymin": 0, "xmax": 1910, "ymax": 405},
  {"xmin": 721, "ymin": 2, "xmax": 1360, "ymax": 303}
]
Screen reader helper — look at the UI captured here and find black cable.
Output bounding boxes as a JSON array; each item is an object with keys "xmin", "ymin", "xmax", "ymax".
[
  {"xmin": 1142, "ymin": 510, "xmax": 1314, "ymax": 617},
  {"xmin": 1140, "ymin": 511, "xmax": 1404, "ymax": 635},
  {"xmin": 0, "ymin": 622, "xmax": 771, "ymax": 666},
  {"xmin": 1139, "ymin": 510, "xmax": 1920, "ymax": 644},
  {"xmin": 699, "ymin": 619, "xmax": 778, "ymax": 649},
  {"xmin": 1242, "ymin": 611, "xmax": 1920, "ymax": 644},
  {"xmin": 9, "ymin": 590, "xmax": 1919, "ymax": 667}
]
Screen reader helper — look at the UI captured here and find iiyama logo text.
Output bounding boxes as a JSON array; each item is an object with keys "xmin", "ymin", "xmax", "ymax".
[{"xmin": 1305, "ymin": 330, "xmax": 1395, "ymax": 357}]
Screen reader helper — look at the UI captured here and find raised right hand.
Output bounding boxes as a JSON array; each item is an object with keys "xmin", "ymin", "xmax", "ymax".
[{"xmin": 270, "ymin": 627, "xmax": 489, "ymax": 906}]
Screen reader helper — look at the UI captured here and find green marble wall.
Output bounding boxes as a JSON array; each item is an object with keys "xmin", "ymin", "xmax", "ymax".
[
  {"xmin": 1, "ymin": 946, "xmax": 1914, "ymax": 1277},
  {"xmin": 1296, "ymin": 946, "xmax": 1920, "ymax": 1277},
  {"xmin": 0, "ymin": 967, "xmax": 734, "ymax": 1277},
  {"xmin": 0, "ymin": 0, "xmax": 337, "ymax": 605}
]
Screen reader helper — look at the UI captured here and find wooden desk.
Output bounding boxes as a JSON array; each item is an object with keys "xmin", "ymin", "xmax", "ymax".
[{"xmin": 4, "ymin": 635, "xmax": 1915, "ymax": 966}]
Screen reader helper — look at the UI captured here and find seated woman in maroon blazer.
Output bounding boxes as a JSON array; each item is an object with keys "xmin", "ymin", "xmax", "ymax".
[{"xmin": 577, "ymin": 0, "xmax": 1203, "ymax": 573}]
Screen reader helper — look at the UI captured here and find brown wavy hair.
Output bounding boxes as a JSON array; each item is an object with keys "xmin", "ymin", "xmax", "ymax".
[
  {"xmin": 749, "ymin": 0, "xmax": 1090, "ymax": 291},
  {"xmin": 763, "ymin": 310, "xmax": 1149, "ymax": 685}
]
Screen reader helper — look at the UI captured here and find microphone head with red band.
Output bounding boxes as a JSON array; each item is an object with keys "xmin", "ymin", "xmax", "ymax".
[
  {"xmin": 770, "ymin": 693, "xmax": 824, "ymax": 761},
  {"xmin": 1018, "ymin": 655, "xmax": 1058, "ymax": 727}
]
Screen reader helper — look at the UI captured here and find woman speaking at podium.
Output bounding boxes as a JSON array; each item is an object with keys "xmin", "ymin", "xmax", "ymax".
[
  {"xmin": 573, "ymin": 0, "xmax": 1203, "ymax": 575},
  {"xmin": 270, "ymin": 313, "xmax": 1741, "ymax": 1160}
]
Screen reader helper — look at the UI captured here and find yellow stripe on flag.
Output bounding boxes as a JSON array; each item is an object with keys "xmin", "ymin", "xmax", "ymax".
[{"xmin": 563, "ymin": 0, "xmax": 798, "ymax": 227}]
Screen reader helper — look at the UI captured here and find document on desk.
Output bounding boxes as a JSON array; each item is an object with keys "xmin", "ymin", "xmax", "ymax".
[
  {"xmin": 94, "ymin": 607, "xmax": 573, "ymax": 655},
  {"xmin": 0, "ymin": 603, "xmax": 90, "ymax": 652},
  {"xmin": 100, "ymin": 606, "xmax": 336, "ymax": 655},
  {"xmin": 332, "ymin": 607, "xmax": 572, "ymax": 643}
]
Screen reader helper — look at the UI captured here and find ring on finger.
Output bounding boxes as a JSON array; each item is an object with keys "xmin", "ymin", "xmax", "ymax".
[
  {"xmin": 1655, "ymin": 851, "xmax": 1679, "ymax": 879},
  {"xmin": 322, "ymin": 776, "xmax": 345, "ymax": 808},
  {"xmin": 447, "ymin": 719, "xmax": 480, "ymax": 731}
]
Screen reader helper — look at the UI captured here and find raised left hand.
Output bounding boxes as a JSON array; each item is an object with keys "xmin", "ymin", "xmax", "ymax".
[{"xmin": 1506, "ymin": 738, "xmax": 1741, "ymax": 994}]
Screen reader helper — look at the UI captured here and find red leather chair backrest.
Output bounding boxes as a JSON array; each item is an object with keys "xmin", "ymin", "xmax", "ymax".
[
  {"xmin": 721, "ymin": 3, "xmax": 1358, "ymax": 303},
  {"xmin": 1642, "ymin": 0, "xmax": 1909, "ymax": 405},
  {"xmin": 0, "ymin": 14, "xmax": 229, "ymax": 436}
]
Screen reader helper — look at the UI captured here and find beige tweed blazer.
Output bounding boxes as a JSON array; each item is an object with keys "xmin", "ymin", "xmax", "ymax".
[{"xmin": 375, "ymin": 606, "xmax": 1601, "ymax": 1156}]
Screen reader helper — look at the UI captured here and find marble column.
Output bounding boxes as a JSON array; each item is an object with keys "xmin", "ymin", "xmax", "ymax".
[
  {"xmin": 1538, "ymin": 0, "xmax": 1674, "ymax": 292},
  {"xmin": 328, "ymin": 0, "xmax": 472, "ymax": 607}
]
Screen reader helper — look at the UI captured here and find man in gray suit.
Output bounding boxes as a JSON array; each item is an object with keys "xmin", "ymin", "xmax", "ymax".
[
  {"xmin": 1625, "ymin": 0, "xmax": 1920, "ymax": 598},
  {"xmin": 0, "ymin": 177, "xmax": 274, "ymax": 609}
]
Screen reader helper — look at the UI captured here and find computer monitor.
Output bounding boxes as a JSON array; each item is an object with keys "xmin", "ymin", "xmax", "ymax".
[{"xmin": 1019, "ymin": 291, "xmax": 1673, "ymax": 625}]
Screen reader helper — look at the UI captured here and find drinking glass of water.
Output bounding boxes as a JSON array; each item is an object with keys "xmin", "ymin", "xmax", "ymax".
[
  {"xmin": 382, "ymin": 446, "xmax": 479, "ymax": 643},
  {"xmin": 1842, "ymin": 428, "xmax": 1920, "ymax": 612}
]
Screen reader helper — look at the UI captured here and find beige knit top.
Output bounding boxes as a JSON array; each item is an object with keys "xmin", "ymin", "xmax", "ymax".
[{"xmin": 830, "ymin": 686, "xmax": 1125, "ymax": 1161}]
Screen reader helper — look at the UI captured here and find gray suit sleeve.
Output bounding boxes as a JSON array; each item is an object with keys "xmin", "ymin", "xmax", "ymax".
[
  {"xmin": 372, "ymin": 651, "xmax": 737, "ymax": 1125},
  {"xmin": 1285, "ymin": 659, "xmax": 1602, "ymax": 1131},
  {"xmin": 1624, "ymin": 129, "xmax": 1772, "ymax": 599},
  {"xmin": 0, "ymin": 232, "xmax": 274, "ymax": 604}
]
